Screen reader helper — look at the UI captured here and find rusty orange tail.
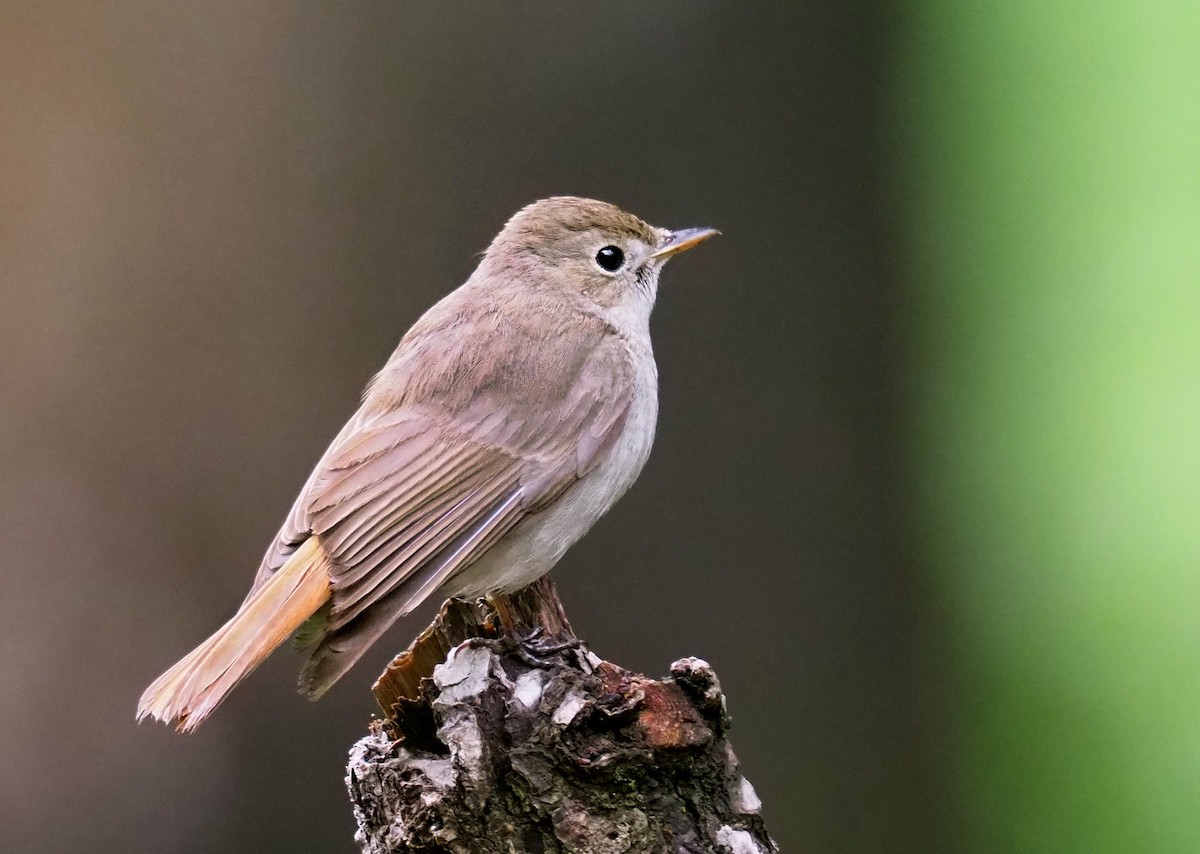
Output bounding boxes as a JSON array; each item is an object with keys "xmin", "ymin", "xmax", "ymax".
[{"xmin": 137, "ymin": 537, "xmax": 331, "ymax": 732}]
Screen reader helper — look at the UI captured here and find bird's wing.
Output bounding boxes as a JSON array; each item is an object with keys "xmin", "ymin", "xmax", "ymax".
[
  {"xmin": 255, "ymin": 306, "xmax": 635, "ymax": 695},
  {"xmin": 248, "ymin": 409, "xmax": 371, "ymax": 597}
]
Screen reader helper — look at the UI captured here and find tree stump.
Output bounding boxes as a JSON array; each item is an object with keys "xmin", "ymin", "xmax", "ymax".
[{"xmin": 346, "ymin": 576, "xmax": 775, "ymax": 853}]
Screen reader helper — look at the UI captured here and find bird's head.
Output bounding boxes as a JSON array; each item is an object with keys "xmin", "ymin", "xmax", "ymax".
[{"xmin": 480, "ymin": 196, "xmax": 718, "ymax": 317}]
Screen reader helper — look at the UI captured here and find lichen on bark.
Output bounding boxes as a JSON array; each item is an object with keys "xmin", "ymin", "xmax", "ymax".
[{"xmin": 346, "ymin": 578, "xmax": 775, "ymax": 854}]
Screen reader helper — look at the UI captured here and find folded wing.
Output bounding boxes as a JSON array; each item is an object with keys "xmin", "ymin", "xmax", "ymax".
[{"xmin": 255, "ymin": 307, "xmax": 634, "ymax": 697}]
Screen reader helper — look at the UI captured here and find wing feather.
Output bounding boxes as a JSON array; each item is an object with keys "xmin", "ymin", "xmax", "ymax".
[
  {"xmin": 308, "ymin": 428, "xmax": 442, "ymax": 517},
  {"xmin": 330, "ymin": 465, "xmax": 519, "ymax": 629},
  {"xmin": 324, "ymin": 452, "xmax": 507, "ymax": 592},
  {"xmin": 317, "ymin": 441, "xmax": 484, "ymax": 561},
  {"xmin": 299, "ymin": 487, "xmax": 526, "ymax": 696}
]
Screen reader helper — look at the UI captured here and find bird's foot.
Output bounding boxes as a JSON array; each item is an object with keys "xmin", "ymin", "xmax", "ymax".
[
  {"xmin": 514, "ymin": 628, "xmax": 587, "ymax": 668},
  {"xmin": 465, "ymin": 627, "xmax": 586, "ymax": 669}
]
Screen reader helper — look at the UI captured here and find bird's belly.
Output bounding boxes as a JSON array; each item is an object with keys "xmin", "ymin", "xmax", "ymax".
[{"xmin": 445, "ymin": 376, "xmax": 658, "ymax": 598}]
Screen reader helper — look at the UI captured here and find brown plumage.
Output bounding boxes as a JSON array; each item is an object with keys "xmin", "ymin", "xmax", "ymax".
[{"xmin": 137, "ymin": 197, "xmax": 717, "ymax": 730}]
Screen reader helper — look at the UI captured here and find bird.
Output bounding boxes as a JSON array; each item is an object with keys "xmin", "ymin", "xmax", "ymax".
[{"xmin": 137, "ymin": 196, "xmax": 718, "ymax": 731}]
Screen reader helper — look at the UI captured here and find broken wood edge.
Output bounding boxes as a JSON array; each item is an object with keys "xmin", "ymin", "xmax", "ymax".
[{"xmin": 371, "ymin": 574, "xmax": 576, "ymax": 720}]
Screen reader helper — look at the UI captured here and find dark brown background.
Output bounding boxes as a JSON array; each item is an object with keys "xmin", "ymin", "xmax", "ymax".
[{"xmin": 0, "ymin": 3, "xmax": 957, "ymax": 851}]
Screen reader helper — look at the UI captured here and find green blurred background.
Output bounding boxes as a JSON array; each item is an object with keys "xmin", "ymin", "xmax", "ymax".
[
  {"xmin": 1, "ymin": 2, "xmax": 1197, "ymax": 852},
  {"xmin": 900, "ymin": 2, "xmax": 1200, "ymax": 851}
]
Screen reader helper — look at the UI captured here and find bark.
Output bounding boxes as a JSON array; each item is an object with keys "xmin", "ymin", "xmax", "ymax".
[{"xmin": 346, "ymin": 576, "xmax": 776, "ymax": 854}]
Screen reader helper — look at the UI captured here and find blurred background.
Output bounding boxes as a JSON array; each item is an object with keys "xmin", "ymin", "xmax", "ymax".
[{"xmin": 1, "ymin": 2, "xmax": 1196, "ymax": 852}]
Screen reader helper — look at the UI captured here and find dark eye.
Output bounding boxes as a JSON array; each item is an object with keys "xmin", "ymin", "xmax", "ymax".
[{"xmin": 595, "ymin": 245, "xmax": 624, "ymax": 272}]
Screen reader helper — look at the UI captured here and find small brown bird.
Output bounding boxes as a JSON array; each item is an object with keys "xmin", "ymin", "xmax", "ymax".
[{"xmin": 137, "ymin": 196, "xmax": 717, "ymax": 731}]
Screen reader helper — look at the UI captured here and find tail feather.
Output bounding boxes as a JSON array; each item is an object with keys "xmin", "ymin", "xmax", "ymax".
[{"xmin": 137, "ymin": 538, "xmax": 332, "ymax": 732}]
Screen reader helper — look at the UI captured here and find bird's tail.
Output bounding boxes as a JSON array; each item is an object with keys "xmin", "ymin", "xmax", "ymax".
[{"xmin": 137, "ymin": 537, "xmax": 332, "ymax": 732}]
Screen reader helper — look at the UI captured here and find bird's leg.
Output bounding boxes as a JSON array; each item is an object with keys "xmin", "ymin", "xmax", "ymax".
[
  {"xmin": 477, "ymin": 593, "xmax": 586, "ymax": 668},
  {"xmin": 508, "ymin": 634, "xmax": 587, "ymax": 669},
  {"xmin": 487, "ymin": 593, "xmax": 519, "ymax": 638},
  {"xmin": 521, "ymin": 633, "xmax": 586, "ymax": 656},
  {"xmin": 464, "ymin": 629, "xmax": 555, "ymax": 669},
  {"xmin": 510, "ymin": 622, "xmax": 588, "ymax": 667}
]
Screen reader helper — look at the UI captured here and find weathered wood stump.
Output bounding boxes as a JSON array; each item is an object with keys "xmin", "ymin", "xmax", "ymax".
[{"xmin": 346, "ymin": 576, "xmax": 775, "ymax": 853}]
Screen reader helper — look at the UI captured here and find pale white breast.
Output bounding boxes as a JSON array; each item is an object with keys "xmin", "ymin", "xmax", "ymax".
[{"xmin": 446, "ymin": 335, "xmax": 659, "ymax": 597}]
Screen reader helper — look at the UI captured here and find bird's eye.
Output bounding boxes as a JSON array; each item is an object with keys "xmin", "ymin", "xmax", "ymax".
[{"xmin": 595, "ymin": 245, "xmax": 625, "ymax": 273}]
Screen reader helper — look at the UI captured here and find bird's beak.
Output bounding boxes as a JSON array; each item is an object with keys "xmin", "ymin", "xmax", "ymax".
[{"xmin": 651, "ymin": 227, "xmax": 720, "ymax": 259}]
